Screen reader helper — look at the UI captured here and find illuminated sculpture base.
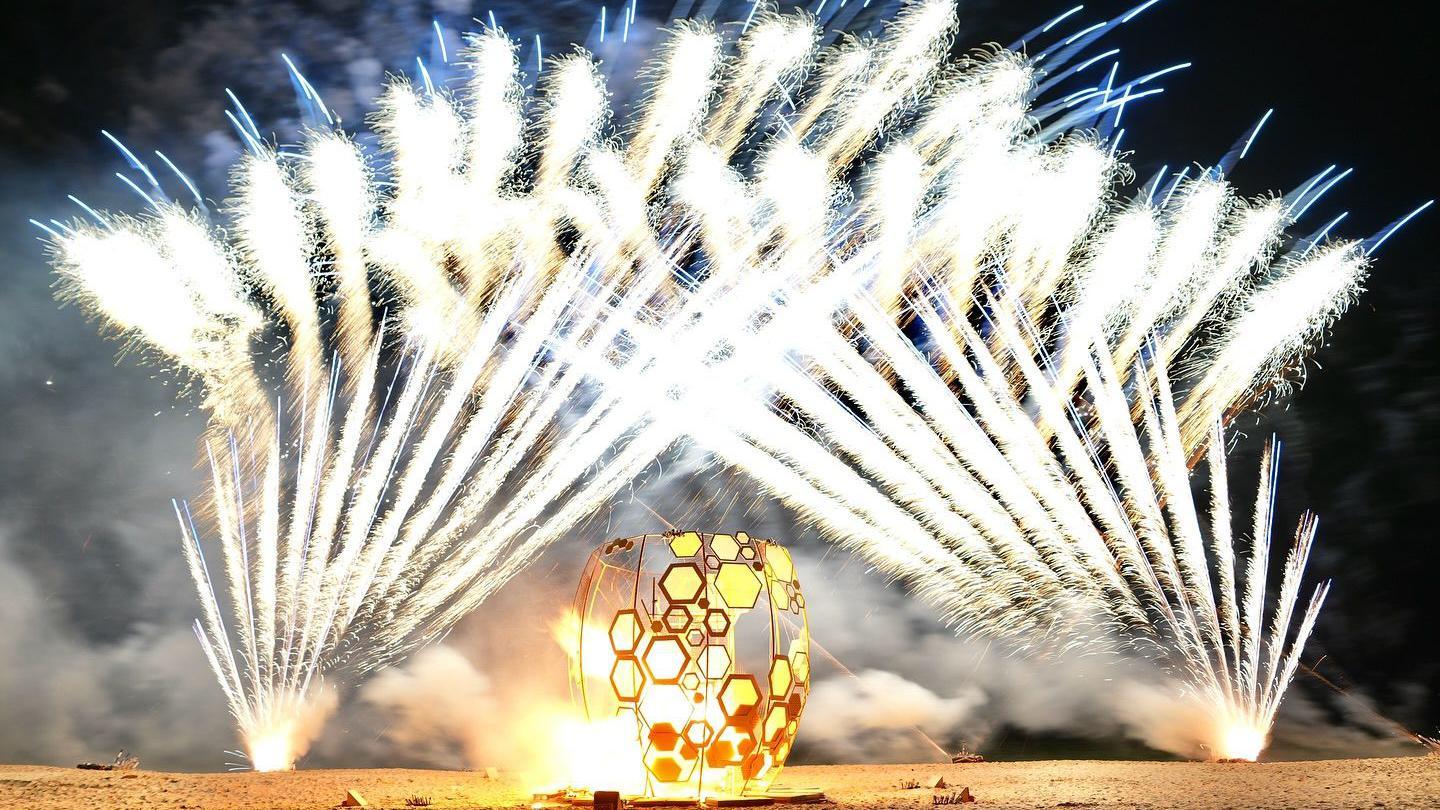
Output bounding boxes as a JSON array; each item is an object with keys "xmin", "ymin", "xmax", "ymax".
[
  {"xmin": 532, "ymin": 787, "xmax": 829, "ymax": 807},
  {"xmin": 567, "ymin": 532, "xmax": 811, "ymax": 801}
]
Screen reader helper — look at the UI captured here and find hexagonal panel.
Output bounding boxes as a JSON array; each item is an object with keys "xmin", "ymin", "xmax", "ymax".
[
  {"xmin": 683, "ymin": 720, "xmax": 714, "ymax": 746},
  {"xmin": 680, "ymin": 672, "xmax": 700, "ymax": 691},
  {"xmin": 715, "ymin": 563, "xmax": 762, "ymax": 610},
  {"xmin": 704, "ymin": 609, "xmax": 731, "ymax": 636},
  {"xmin": 663, "ymin": 605, "xmax": 692, "ymax": 632},
  {"xmin": 660, "ymin": 564, "xmax": 704, "ymax": 603},
  {"xmin": 648, "ymin": 722, "xmax": 680, "ymax": 751},
  {"xmin": 669, "ymin": 531, "xmax": 702, "ymax": 558},
  {"xmin": 711, "ymin": 533, "xmax": 740, "ymax": 560},
  {"xmin": 686, "ymin": 629, "xmax": 704, "ymax": 647},
  {"xmin": 611, "ymin": 657, "xmax": 645, "ymax": 702},
  {"xmin": 790, "ymin": 650, "xmax": 810, "ymax": 684},
  {"xmin": 637, "ymin": 683, "xmax": 693, "ymax": 729},
  {"xmin": 647, "ymin": 752, "xmax": 683, "ymax": 783},
  {"xmin": 765, "ymin": 543, "xmax": 795, "ymax": 584},
  {"xmin": 764, "ymin": 704, "xmax": 788, "ymax": 745},
  {"xmin": 769, "ymin": 656, "xmax": 793, "ymax": 696},
  {"xmin": 609, "ymin": 609, "xmax": 643, "ymax": 654},
  {"xmin": 719, "ymin": 674, "xmax": 762, "ymax": 720},
  {"xmin": 642, "ymin": 635, "xmax": 690, "ymax": 684},
  {"xmin": 699, "ymin": 645, "xmax": 732, "ymax": 680}
]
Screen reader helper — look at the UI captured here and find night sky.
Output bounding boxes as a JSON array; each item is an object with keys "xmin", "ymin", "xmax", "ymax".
[{"xmin": 0, "ymin": 0, "xmax": 1435, "ymax": 769}]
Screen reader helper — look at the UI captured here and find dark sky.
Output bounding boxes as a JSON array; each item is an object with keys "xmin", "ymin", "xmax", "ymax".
[{"xmin": 0, "ymin": 0, "xmax": 1435, "ymax": 769}]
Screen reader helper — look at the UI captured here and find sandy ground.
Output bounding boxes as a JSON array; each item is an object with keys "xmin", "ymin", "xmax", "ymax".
[{"xmin": 2, "ymin": 758, "xmax": 1437, "ymax": 809}]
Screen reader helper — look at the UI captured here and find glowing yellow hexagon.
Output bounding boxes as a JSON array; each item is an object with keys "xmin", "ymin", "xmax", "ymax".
[
  {"xmin": 669, "ymin": 531, "xmax": 702, "ymax": 558},
  {"xmin": 719, "ymin": 675, "xmax": 761, "ymax": 720},
  {"xmin": 769, "ymin": 657, "xmax": 793, "ymax": 696},
  {"xmin": 764, "ymin": 705, "xmax": 788, "ymax": 744},
  {"xmin": 611, "ymin": 657, "xmax": 645, "ymax": 702},
  {"xmin": 647, "ymin": 753, "xmax": 684, "ymax": 783},
  {"xmin": 699, "ymin": 645, "xmax": 732, "ymax": 680},
  {"xmin": 715, "ymin": 563, "xmax": 762, "ymax": 609},
  {"xmin": 610, "ymin": 609, "xmax": 643, "ymax": 654},
  {"xmin": 661, "ymin": 564, "xmax": 704, "ymax": 603},
  {"xmin": 790, "ymin": 650, "xmax": 810, "ymax": 684},
  {"xmin": 643, "ymin": 636, "xmax": 690, "ymax": 684},
  {"xmin": 765, "ymin": 543, "xmax": 795, "ymax": 584},
  {"xmin": 711, "ymin": 533, "xmax": 740, "ymax": 560}
]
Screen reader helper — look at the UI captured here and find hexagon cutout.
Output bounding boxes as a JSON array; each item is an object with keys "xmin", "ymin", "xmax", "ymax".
[
  {"xmin": 791, "ymin": 650, "xmax": 810, "ymax": 683},
  {"xmin": 669, "ymin": 531, "xmax": 702, "ymax": 558},
  {"xmin": 661, "ymin": 564, "xmax": 704, "ymax": 603},
  {"xmin": 719, "ymin": 674, "xmax": 762, "ymax": 720},
  {"xmin": 664, "ymin": 605, "xmax": 692, "ymax": 633},
  {"xmin": 683, "ymin": 720, "xmax": 714, "ymax": 746},
  {"xmin": 704, "ymin": 609, "xmax": 731, "ymax": 635},
  {"xmin": 715, "ymin": 563, "xmax": 762, "ymax": 610},
  {"xmin": 769, "ymin": 656, "xmax": 793, "ymax": 696},
  {"xmin": 610, "ymin": 609, "xmax": 643, "ymax": 654},
  {"xmin": 764, "ymin": 704, "xmax": 788, "ymax": 745},
  {"xmin": 765, "ymin": 543, "xmax": 795, "ymax": 584},
  {"xmin": 648, "ymin": 722, "xmax": 680, "ymax": 751},
  {"xmin": 611, "ymin": 657, "xmax": 645, "ymax": 702},
  {"xmin": 711, "ymin": 533, "xmax": 740, "ymax": 560},
  {"xmin": 699, "ymin": 645, "xmax": 732, "ymax": 680},
  {"xmin": 642, "ymin": 635, "xmax": 689, "ymax": 684}
]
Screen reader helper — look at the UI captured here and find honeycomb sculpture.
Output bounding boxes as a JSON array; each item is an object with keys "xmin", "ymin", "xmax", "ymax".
[{"xmin": 571, "ymin": 532, "xmax": 810, "ymax": 799}]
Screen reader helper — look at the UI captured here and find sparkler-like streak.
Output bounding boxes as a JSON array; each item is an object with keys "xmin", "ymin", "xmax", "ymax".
[{"xmin": 45, "ymin": 0, "xmax": 1426, "ymax": 767}]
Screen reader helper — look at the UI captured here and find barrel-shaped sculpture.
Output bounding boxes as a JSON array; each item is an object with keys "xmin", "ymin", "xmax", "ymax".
[{"xmin": 571, "ymin": 531, "xmax": 810, "ymax": 799}]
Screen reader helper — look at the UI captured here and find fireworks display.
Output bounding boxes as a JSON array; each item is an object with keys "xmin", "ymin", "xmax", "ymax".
[{"xmin": 40, "ymin": 0, "xmax": 1430, "ymax": 773}]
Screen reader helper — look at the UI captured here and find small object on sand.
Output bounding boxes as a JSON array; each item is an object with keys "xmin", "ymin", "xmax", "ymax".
[
  {"xmin": 932, "ymin": 787, "xmax": 975, "ymax": 805},
  {"xmin": 951, "ymin": 744, "xmax": 984, "ymax": 764},
  {"xmin": 766, "ymin": 788, "xmax": 827, "ymax": 804},
  {"xmin": 594, "ymin": 790, "xmax": 621, "ymax": 810},
  {"xmin": 404, "ymin": 796, "xmax": 434, "ymax": 807},
  {"xmin": 340, "ymin": 788, "xmax": 369, "ymax": 807},
  {"xmin": 77, "ymin": 749, "xmax": 141, "ymax": 771},
  {"xmin": 899, "ymin": 779, "xmax": 923, "ymax": 790},
  {"xmin": 703, "ymin": 796, "xmax": 770, "ymax": 807},
  {"xmin": 927, "ymin": 775, "xmax": 947, "ymax": 789}
]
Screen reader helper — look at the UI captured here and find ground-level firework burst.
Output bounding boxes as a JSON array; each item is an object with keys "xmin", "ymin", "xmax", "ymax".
[{"xmin": 44, "ymin": 0, "xmax": 1426, "ymax": 769}]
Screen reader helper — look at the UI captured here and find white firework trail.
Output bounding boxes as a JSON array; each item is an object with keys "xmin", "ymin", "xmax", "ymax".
[{"xmin": 43, "ymin": 0, "xmax": 1428, "ymax": 768}]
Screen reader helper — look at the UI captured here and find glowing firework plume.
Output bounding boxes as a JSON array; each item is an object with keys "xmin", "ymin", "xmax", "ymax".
[{"xmin": 44, "ymin": 0, "xmax": 1427, "ymax": 768}]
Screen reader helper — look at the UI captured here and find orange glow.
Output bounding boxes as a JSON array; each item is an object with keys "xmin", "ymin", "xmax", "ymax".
[{"xmin": 1216, "ymin": 722, "xmax": 1266, "ymax": 761}]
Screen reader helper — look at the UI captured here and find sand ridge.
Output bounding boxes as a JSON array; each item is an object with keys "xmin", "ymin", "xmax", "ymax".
[{"xmin": 2, "ymin": 758, "xmax": 1437, "ymax": 809}]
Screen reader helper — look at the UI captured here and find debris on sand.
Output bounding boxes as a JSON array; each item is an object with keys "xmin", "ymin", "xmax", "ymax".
[
  {"xmin": 926, "ymin": 775, "xmax": 948, "ymax": 789},
  {"xmin": 76, "ymin": 750, "xmax": 140, "ymax": 771},
  {"xmin": 898, "ymin": 779, "xmax": 923, "ymax": 790},
  {"xmin": 933, "ymin": 787, "xmax": 975, "ymax": 805},
  {"xmin": 339, "ymin": 788, "xmax": 369, "ymax": 807},
  {"xmin": 403, "ymin": 796, "xmax": 433, "ymax": 807},
  {"xmin": 951, "ymin": 745, "xmax": 985, "ymax": 764}
]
